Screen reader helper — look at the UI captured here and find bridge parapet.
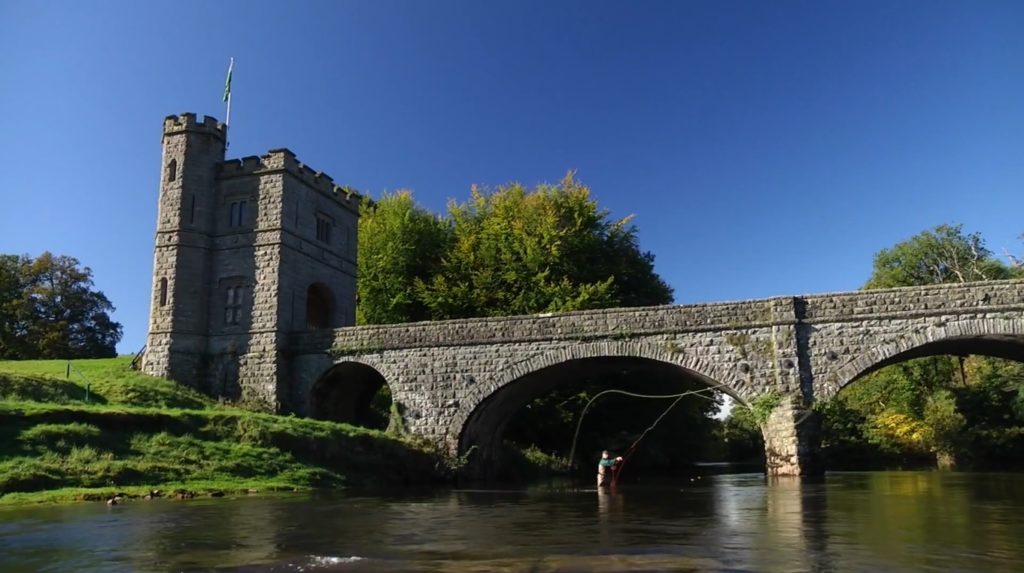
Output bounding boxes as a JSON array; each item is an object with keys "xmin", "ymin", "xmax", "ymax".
[
  {"xmin": 289, "ymin": 280, "xmax": 1024, "ymax": 355},
  {"xmin": 290, "ymin": 297, "xmax": 796, "ymax": 354},
  {"xmin": 801, "ymin": 280, "xmax": 1024, "ymax": 322}
]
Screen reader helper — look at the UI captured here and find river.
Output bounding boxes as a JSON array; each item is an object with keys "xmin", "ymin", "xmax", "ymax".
[{"xmin": 2, "ymin": 471, "xmax": 1022, "ymax": 572}]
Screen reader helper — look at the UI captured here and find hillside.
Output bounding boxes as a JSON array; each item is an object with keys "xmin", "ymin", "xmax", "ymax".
[{"xmin": 0, "ymin": 357, "xmax": 447, "ymax": 505}]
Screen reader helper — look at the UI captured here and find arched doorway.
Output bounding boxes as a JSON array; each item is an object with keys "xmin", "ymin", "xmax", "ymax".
[
  {"xmin": 306, "ymin": 283, "xmax": 334, "ymax": 330},
  {"xmin": 311, "ymin": 362, "xmax": 392, "ymax": 429}
]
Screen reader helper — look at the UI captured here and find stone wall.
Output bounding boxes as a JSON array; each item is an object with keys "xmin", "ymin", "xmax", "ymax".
[
  {"xmin": 288, "ymin": 279, "xmax": 1024, "ymax": 476},
  {"xmin": 143, "ymin": 113, "xmax": 361, "ymax": 410}
]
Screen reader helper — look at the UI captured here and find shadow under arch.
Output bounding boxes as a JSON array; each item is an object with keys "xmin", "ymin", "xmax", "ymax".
[
  {"xmin": 306, "ymin": 282, "xmax": 335, "ymax": 330},
  {"xmin": 310, "ymin": 361, "xmax": 391, "ymax": 429},
  {"xmin": 827, "ymin": 319, "xmax": 1024, "ymax": 399},
  {"xmin": 456, "ymin": 342, "xmax": 746, "ymax": 479}
]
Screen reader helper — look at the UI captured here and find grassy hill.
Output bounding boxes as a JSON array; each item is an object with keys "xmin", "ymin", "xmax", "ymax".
[{"xmin": 0, "ymin": 357, "xmax": 448, "ymax": 505}]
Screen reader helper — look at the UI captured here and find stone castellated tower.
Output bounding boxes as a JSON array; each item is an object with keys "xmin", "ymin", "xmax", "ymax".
[{"xmin": 144, "ymin": 113, "xmax": 360, "ymax": 411}]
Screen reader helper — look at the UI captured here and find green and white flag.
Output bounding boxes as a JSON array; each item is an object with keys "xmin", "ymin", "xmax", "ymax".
[{"xmin": 223, "ymin": 57, "xmax": 234, "ymax": 103}]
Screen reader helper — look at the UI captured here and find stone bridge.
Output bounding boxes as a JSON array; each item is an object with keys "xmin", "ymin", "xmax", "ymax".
[{"xmin": 283, "ymin": 279, "xmax": 1024, "ymax": 476}]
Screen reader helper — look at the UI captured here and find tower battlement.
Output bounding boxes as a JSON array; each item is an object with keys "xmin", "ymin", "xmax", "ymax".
[
  {"xmin": 145, "ymin": 111, "xmax": 361, "ymax": 409},
  {"xmin": 163, "ymin": 113, "xmax": 226, "ymax": 140},
  {"xmin": 218, "ymin": 148, "xmax": 361, "ymax": 212}
]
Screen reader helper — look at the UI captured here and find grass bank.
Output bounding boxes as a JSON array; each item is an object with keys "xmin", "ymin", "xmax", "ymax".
[{"xmin": 0, "ymin": 357, "xmax": 449, "ymax": 505}]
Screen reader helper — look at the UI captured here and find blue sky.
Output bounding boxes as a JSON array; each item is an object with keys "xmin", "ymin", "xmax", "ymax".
[{"xmin": 1, "ymin": 0, "xmax": 1022, "ymax": 354}]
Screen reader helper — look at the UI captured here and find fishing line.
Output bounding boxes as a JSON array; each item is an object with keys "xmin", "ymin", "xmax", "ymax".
[
  {"xmin": 566, "ymin": 383, "xmax": 728, "ymax": 470},
  {"xmin": 568, "ymin": 384, "xmax": 818, "ymax": 485}
]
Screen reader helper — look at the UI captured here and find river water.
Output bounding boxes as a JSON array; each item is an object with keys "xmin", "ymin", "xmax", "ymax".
[{"xmin": 2, "ymin": 472, "xmax": 1022, "ymax": 572}]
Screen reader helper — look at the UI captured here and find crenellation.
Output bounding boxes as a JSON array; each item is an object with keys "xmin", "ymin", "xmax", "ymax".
[{"xmin": 162, "ymin": 112, "xmax": 226, "ymax": 139}]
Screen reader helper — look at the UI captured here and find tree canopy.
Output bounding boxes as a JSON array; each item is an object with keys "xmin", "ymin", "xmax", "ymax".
[
  {"xmin": 864, "ymin": 224, "xmax": 1019, "ymax": 289},
  {"xmin": 822, "ymin": 224, "xmax": 1024, "ymax": 468},
  {"xmin": 0, "ymin": 252, "xmax": 122, "ymax": 360},
  {"xmin": 357, "ymin": 173, "xmax": 674, "ymax": 324},
  {"xmin": 356, "ymin": 191, "xmax": 450, "ymax": 325}
]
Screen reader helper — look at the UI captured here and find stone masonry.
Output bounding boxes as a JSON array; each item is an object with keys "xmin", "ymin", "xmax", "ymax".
[
  {"xmin": 143, "ymin": 113, "xmax": 360, "ymax": 409},
  {"xmin": 144, "ymin": 113, "xmax": 1024, "ymax": 476},
  {"xmin": 287, "ymin": 280, "xmax": 1024, "ymax": 476}
]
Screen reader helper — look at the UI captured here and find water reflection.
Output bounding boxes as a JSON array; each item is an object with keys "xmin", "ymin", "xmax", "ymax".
[{"xmin": 1, "ymin": 473, "xmax": 1023, "ymax": 572}]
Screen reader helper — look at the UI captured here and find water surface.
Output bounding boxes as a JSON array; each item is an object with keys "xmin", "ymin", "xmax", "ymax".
[{"xmin": 2, "ymin": 472, "xmax": 1022, "ymax": 572}]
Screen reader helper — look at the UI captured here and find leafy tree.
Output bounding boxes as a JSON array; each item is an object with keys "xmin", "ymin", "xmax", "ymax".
[
  {"xmin": 0, "ymin": 255, "xmax": 31, "ymax": 359},
  {"xmin": 0, "ymin": 252, "xmax": 122, "ymax": 359},
  {"xmin": 865, "ymin": 224, "xmax": 1015, "ymax": 289},
  {"xmin": 715, "ymin": 401, "xmax": 764, "ymax": 463},
  {"xmin": 822, "ymin": 224, "xmax": 1024, "ymax": 469},
  {"xmin": 356, "ymin": 192, "xmax": 451, "ymax": 325},
  {"xmin": 415, "ymin": 173, "xmax": 673, "ymax": 319},
  {"xmin": 356, "ymin": 173, "xmax": 673, "ymax": 324},
  {"xmin": 922, "ymin": 389, "xmax": 966, "ymax": 468}
]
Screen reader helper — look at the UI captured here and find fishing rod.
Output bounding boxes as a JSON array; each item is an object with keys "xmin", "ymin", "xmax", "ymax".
[{"xmin": 566, "ymin": 383, "xmax": 728, "ymax": 476}]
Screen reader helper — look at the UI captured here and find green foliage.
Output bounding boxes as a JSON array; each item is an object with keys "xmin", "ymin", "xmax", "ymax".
[
  {"xmin": 923, "ymin": 389, "xmax": 965, "ymax": 458},
  {"xmin": 0, "ymin": 252, "xmax": 123, "ymax": 359},
  {"xmin": 715, "ymin": 402, "xmax": 764, "ymax": 462},
  {"xmin": 356, "ymin": 192, "xmax": 452, "ymax": 325},
  {"xmin": 745, "ymin": 391, "xmax": 783, "ymax": 427},
  {"xmin": 356, "ymin": 173, "xmax": 673, "ymax": 325},
  {"xmin": 818, "ymin": 224, "xmax": 1024, "ymax": 470},
  {"xmin": 864, "ymin": 224, "xmax": 1015, "ymax": 289}
]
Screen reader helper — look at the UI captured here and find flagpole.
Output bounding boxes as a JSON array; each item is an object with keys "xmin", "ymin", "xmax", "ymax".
[{"xmin": 224, "ymin": 57, "xmax": 234, "ymax": 128}]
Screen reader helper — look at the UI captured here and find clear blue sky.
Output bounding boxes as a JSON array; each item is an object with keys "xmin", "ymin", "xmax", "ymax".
[{"xmin": 1, "ymin": 0, "xmax": 1022, "ymax": 354}]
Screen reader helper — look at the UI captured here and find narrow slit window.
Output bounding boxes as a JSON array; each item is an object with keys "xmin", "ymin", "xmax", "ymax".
[
  {"xmin": 159, "ymin": 278, "xmax": 168, "ymax": 307},
  {"xmin": 224, "ymin": 285, "xmax": 245, "ymax": 325},
  {"xmin": 316, "ymin": 214, "xmax": 332, "ymax": 244},
  {"xmin": 189, "ymin": 195, "xmax": 196, "ymax": 224},
  {"xmin": 229, "ymin": 200, "xmax": 248, "ymax": 227},
  {"xmin": 167, "ymin": 159, "xmax": 177, "ymax": 182}
]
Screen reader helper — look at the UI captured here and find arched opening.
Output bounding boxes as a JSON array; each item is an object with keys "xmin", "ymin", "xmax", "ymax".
[
  {"xmin": 306, "ymin": 283, "xmax": 334, "ymax": 330},
  {"xmin": 166, "ymin": 158, "xmax": 177, "ymax": 183},
  {"xmin": 311, "ymin": 362, "xmax": 392, "ymax": 429},
  {"xmin": 458, "ymin": 356, "xmax": 740, "ymax": 482},
  {"xmin": 822, "ymin": 333, "xmax": 1024, "ymax": 471}
]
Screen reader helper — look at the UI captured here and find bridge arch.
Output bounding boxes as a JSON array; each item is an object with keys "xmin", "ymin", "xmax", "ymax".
[
  {"xmin": 453, "ymin": 340, "xmax": 749, "ymax": 474},
  {"xmin": 825, "ymin": 317, "xmax": 1024, "ymax": 400},
  {"xmin": 310, "ymin": 360, "xmax": 392, "ymax": 429}
]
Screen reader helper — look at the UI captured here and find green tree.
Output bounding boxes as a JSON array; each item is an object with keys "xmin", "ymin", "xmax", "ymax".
[
  {"xmin": 356, "ymin": 192, "xmax": 451, "ymax": 325},
  {"xmin": 823, "ymin": 224, "xmax": 1024, "ymax": 469},
  {"xmin": 0, "ymin": 254, "xmax": 31, "ymax": 359},
  {"xmin": 922, "ymin": 389, "xmax": 966, "ymax": 468},
  {"xmin": 0, "ymin": 252, "xmax": 122, "ymax": 359},
  {"xmin": 865, "ymin": 224, "xmax": 1014, "ymax": 289},
  {"xmin": 356, "ymin": 173, "xmax": 674, "ymax": 324},
  {"xmin": 415, "ymin": 173, "xmax": 673, "ymax": 319}
]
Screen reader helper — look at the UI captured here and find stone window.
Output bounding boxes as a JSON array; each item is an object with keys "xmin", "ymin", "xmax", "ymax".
[
  {"xmin": 229, "ymin": 200, "xmax": 247, "ymax": 228},
  {"xmin": 316, "ymin": 214, "xmax": 332, "ymax": 244},
  {"xmin": 224, "ymin": 285, "xmax": 246, "ymax": 326},
  {"xmin": 159, "ymin": 278, "xmax": 168, "ymax": 307},
  {"xmin": 189, "ymin": 195, "xmax": 196, "ymax": 225},
  {"xmin": 166, "ymin": 159, "xmax": 177, "ymax": 183}
]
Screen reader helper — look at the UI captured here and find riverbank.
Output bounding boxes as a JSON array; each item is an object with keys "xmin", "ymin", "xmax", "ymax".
[{"xmin": 0, "ymin": 357, "xmax": 449, "ymax": 505}]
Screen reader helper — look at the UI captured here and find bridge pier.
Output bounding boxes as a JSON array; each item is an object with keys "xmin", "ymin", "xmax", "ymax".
[{"xmin": 763, "ymin": 397, "xmax": 823, "ymax": 476}]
